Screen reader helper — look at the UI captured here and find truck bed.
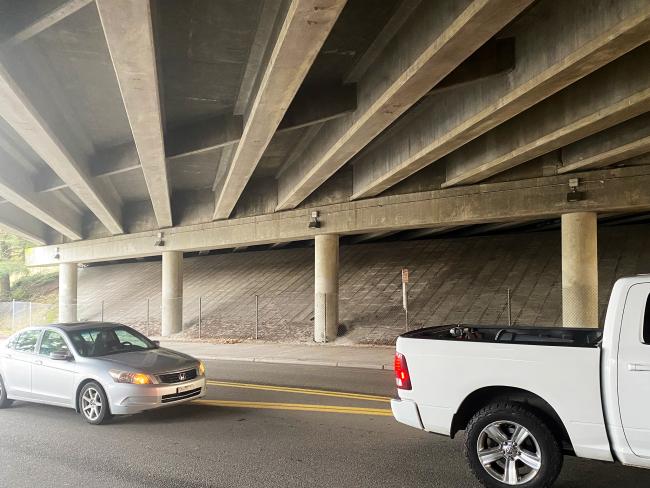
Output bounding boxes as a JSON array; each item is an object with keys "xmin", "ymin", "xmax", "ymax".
[{"xmin": 402, "ymin": 325, "xmax": 603, "ymax": 348}]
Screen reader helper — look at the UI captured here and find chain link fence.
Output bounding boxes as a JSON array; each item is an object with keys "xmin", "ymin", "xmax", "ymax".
[
  {"xmin": 72, "ymin": 283, "xmax": 529, "ymax": 344},
  {"xmin": 2, "ymin": 276, "xmax": 567, "ymax": 345},
  {"xmin": 0, "ymin": 301, "xmax": 58, "ymax": 334}
]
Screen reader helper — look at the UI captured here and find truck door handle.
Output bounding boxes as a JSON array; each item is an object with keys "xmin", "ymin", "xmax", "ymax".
[{"xmin": 628, "ymin": 363, "xmax": 650, "ymax": 372}]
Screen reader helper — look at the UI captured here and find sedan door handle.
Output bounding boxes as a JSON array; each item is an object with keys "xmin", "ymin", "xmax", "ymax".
[
  {"xmin": 4, "ymin": 354, "xmax": 11, "ymax": 359},
  {"xmin": 33, "ymin": 359, "xmax": 43, "ymax": 366},
  {"xmin": 628, "ymin": 363, "xmax": 650, "ymax": 372}
]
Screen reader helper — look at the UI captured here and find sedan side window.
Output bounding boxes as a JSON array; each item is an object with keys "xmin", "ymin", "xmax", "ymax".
[
  {"xmin": 39, "ymin": 331, "xmax": 70, "ymax": 357},
  {"xmin": 643, "ymin": 296, "xmax": 650, "ymax": 344},
  {"xmin": 13, "ymin": 330, "xmax": 41, "ymax": 353}
]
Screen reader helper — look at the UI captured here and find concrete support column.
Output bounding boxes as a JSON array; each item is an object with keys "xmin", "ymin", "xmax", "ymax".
[
  {"xmin": 314, "ymin": 234, "xmax": 339, "ymax": 342},
  {"xmin": 58, "ymin": 262, "xmax": 78, "ymax": 323},
  {"xmin": 561, "ymin": 212, "xmax": 598, "ymax": 327},
  {"xmin": 162, "ymin": 251, "xmax": 183, "ymax": 336}
]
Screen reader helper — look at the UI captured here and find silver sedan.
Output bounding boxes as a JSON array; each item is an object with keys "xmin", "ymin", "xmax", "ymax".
[{"xmin": 0, "ymin": 322, "xmax": 206, "ymax": 424}]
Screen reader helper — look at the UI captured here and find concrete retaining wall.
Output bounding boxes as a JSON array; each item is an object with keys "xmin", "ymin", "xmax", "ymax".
[{"xmin": 76, "ymin": 223, "xmax": 650, "ymax": 344}]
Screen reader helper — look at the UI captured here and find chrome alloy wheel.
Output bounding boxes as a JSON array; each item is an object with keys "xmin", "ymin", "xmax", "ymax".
[
  {"xmin": 477, "ymin": 421, "xmax": 542, "ymax": 485},
  {"xmin": 81, "ymin": 387, "xmax": 103, "ymax": 422}
]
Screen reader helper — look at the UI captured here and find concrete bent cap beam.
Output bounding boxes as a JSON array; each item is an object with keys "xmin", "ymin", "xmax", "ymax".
[{"xmin": 25, "ymin": 165, "xmax": 650, "ymax": 266}]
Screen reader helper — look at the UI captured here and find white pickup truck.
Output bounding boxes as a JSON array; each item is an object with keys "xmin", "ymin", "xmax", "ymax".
[{"xmin": 391, "ymin": 276, "xmax": 650, "ymax": 488}]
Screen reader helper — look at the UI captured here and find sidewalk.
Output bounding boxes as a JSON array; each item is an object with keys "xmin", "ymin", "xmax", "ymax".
[{"xmin": 161, "ymin": 341, "xmax": 395, "ymax": 370}]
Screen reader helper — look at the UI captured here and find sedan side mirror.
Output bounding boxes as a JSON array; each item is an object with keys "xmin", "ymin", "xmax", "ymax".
[
  {"xmin": 152, "ymin": 340, "xmax": 160, "ymax": 348},
  {"xmin": 50, "ymin": 350, "xmax": 72, "ymax": 361}
]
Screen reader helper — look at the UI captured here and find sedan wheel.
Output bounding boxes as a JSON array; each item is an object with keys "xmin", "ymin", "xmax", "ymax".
[{"xmin": 79, "ymin": 382, "xmax": 111, "ymax": 425}]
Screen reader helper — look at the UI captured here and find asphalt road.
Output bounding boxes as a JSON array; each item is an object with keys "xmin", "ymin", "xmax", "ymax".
[{"xmin": 1, "ymin": 360, "xmax": 649, "ymax": 488}]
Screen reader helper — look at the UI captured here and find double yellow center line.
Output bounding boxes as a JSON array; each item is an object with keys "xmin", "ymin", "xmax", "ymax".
[
  {"xmin": 197, "ymin": 380, "xmax": 393, "ymax": 416},
  {"xmin": 195, "ymin": 399, "xmax": 393, "ymax": 416}
]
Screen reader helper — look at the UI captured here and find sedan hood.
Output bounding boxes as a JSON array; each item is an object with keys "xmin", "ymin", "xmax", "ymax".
[{"xmin": 97, "ymin": 348, "xmax": 198, "ymax": 374}]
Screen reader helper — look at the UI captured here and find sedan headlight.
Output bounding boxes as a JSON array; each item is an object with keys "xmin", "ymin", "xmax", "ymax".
[
  {"xmin": 198, "ymin": 361, "xmax": 206, "ymax": 376},
  {"xmin": 109, "ymin": 369, "xmax": 154, "ymax": 385}
]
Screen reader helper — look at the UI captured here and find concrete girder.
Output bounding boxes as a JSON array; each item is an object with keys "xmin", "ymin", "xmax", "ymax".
[
  {"xmin": 212, "ymin": 145, "xmax": 236, "ymax": 193},
  {"xmin": 348, "ymin": 231, "xmax": 399, "ymax": 244},
  {"xmin": 7, "ymin": 42, "xmax": 96, "ymax": 161},
  {"xmin": 0, "ymin": 130, "xmax": 40, "ymax": 175},
  {"xmin": 0, "ymin": 204, "xmax": 49, "ymax": 245},
  {"xmin": 602, "ymin": 212, "xmax": 650, "ymax": 226},
  {"xmin": 234, "ymin": 0, "xmax": 284, "ymax": 116},
  {"xmin": 442, "ymin": 46, "xmax": 650, "ymax": 187},
  {"xmin": 165, "ymin": 114, "xmax": 243, "ymax": 161},
  {"xmin": 269, "ymin": 242, "xmax": 292, "ymax": 249},
  {"xmin": 558, "ymin": 112, "xmax": 650, "ymax": 174},
  {"xmin": 96, "ymin": 0, "xmax": 173, "ymax": 229},
  {"xmin": 1, "ymin": 0, "xmax": 93, "ymax": 47},
  {"xmin": 36, "ymin": 142, "xmax": 141, "ymax": 193},
  {"xmin": 0, "ymin": 157, "xmax": 82, "ymax": 240},
  {"xmin": 25, "ymin": 164, "xmax": 650, "ymax": 266},
  {"xmin": 275, "ymin": 39, "xmax": 513, "ymax": 180},
  {"xmin": 165, "ymin": 85, "xmax": 356, "ymax": 162},
  {"xmin": 0, "ymin": 60, "xmax": 123, "ymax": 235},
  {"xmin": 275, "ymin": 0, "xmax": 534, "ymax": 210},
  {"xmin": 277, "ymin": 83, "xmax": 357, "ymax": 132},
  {"xmin": 350, "ymin": 0, "xmax": 650, "ymax": 200},
  {"xmin": 401, "ymin": 226, "xmax": 464, "ymax": 240},
  {"xmin": 457, "ymin": 220, "xmax": 551, "ymax": 236},
  {"xmin": 213, "ymin": 0, "xmax": 347, "ymax": 220},
  {"xmin": 276, "ymin": 124, "xmax": 323, "ymax": 179},
  {"xmin": 343, "ymin": 0, "xmax": 423, "ymax": 84}
]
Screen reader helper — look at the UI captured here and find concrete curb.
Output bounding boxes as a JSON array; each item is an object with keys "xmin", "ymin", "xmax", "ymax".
[{"xmin": 194, "ymin": 355, "xmax": 392, "ymax": 370}]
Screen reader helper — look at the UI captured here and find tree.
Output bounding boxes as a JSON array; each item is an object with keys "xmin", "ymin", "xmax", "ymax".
[{"xmin": 0, "ymin": 232, "xmax": 28, "ymax": 300}]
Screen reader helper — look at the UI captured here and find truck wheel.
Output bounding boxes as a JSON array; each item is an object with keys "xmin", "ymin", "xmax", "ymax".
[
  {"xmin": 0, "ymin": 374, "xmax": 13, "ymax": 408},
  {"xmin": 464, "ymin": 402, "xmax": 562, "ymax": 488}
]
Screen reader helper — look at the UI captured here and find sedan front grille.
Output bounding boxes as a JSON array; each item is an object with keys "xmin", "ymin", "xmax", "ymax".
[
  {"xmin": 157, "ymin": 368, "xmax": 198, "ymax": 384},
  {"xmin": 161, "ymin": 387, "xmax": 202, "ymax": 404}
]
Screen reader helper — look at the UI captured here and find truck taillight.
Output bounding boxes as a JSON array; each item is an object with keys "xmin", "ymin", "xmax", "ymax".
[{"xmin": 394, "ymin": 352, "xmax": 412, "ymax": 390}]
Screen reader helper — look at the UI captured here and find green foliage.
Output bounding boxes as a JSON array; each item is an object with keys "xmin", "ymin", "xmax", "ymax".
[
  {"xmin": 0, "ymin": 232, "xmax": 28, "ymax": 278},
  {"xmin": 10, "ymin": 271, "xmax": 59, "ymax": 302}
]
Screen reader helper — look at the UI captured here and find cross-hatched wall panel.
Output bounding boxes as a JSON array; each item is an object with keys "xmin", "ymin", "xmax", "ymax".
[{"xmin": 76, "ymin": 224, "xmax": 650, "ymax": 344}]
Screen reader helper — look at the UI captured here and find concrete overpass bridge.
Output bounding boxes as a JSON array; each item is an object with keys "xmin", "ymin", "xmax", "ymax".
[{"xmin": 1, "ymin": 0, "xmax": 649, "ymax": 340}]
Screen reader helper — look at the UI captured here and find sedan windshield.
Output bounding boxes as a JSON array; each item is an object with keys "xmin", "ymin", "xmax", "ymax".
[{"xmin": 67, "ymin": 325, "xmax": 156, "ymax": 357}]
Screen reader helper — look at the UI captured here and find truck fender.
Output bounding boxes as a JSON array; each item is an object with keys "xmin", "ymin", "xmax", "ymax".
[{"xmin": 450, "ymin": 385, "xmax": 573, "ymax": 453}]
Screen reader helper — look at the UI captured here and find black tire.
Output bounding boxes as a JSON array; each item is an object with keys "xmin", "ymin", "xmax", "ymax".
[
  {"xmin": 0, "ymin": 374, "xmax": 13, "ymax": 409},
  {"xmin": 464, "ymin": 402, "xmax": 562, "ymax": 488},
  {"xmin": 79, "ymin": 381, "xmax": 112, "ymax": 425}
]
